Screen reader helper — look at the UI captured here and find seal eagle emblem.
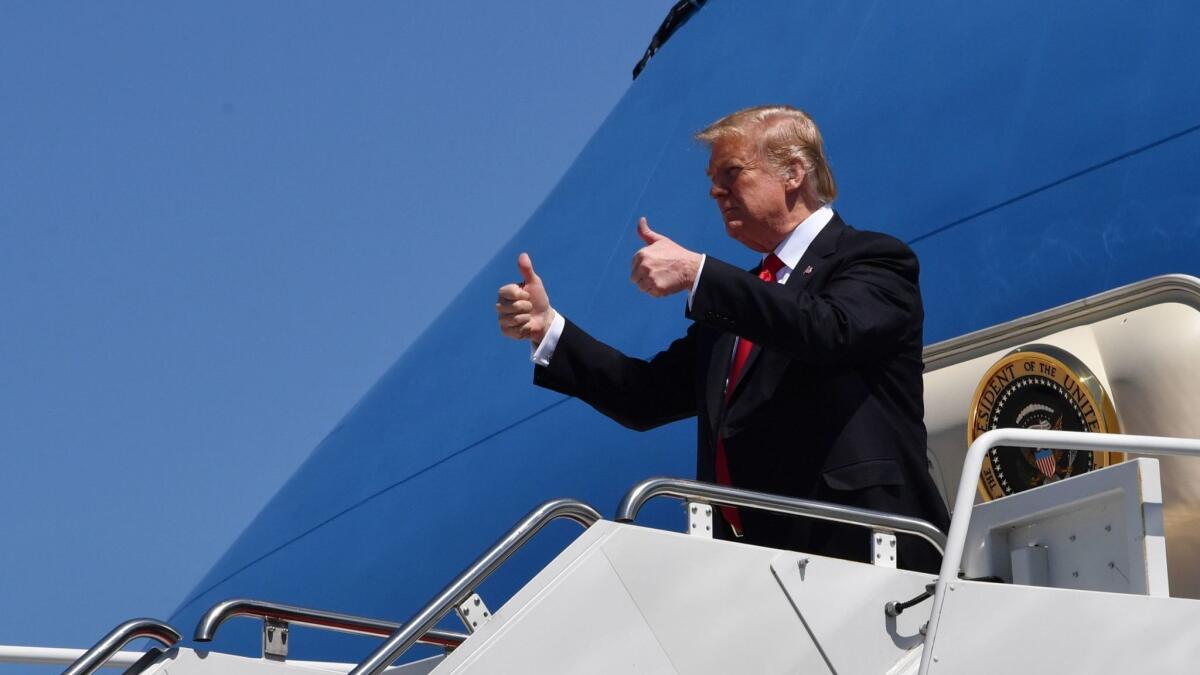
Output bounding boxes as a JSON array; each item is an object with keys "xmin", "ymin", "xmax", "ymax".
[{"xmin": 967, "ymin": 344, "xmax": 1122, "ymax": 501}]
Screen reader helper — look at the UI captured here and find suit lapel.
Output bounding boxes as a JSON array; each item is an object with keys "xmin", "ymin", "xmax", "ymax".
[
  {"xmin": 725, "ymin": 215, "xmax": 846, "ymax": 404},
  {"xmin": 787, "ymin": 212, "xmax": 844, "ymax": 292},
  {"xmin": 726, "ymin": 260, "xmax": 769, "ymax": 401},
  {"xmin": 706, "ymin": 331, "xmax": 736, "ymax": 437}
]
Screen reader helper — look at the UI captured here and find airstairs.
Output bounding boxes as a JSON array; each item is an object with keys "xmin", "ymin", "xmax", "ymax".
[{"xmin": 16, "ymin": 428, "xmax": 1200, "ymax": 675}]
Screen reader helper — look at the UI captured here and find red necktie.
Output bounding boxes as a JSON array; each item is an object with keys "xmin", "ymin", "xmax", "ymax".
[{"xmin": 715, "ymin": 253, "xmax": 785, "ymax": 536}]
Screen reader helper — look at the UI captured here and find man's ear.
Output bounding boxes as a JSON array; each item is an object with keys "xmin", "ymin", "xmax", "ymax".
[{"xmin": 784, "ymin": 162, "xmax": 806, "ymax": 190}]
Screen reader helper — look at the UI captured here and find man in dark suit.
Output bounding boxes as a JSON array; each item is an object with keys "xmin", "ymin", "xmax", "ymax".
[{"xmin": 496, "ymin": 105, "xmax": 948, "ymax": 572}]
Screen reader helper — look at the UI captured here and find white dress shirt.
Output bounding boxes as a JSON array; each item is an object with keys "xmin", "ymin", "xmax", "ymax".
[{"xmin": 532, "ymin": 206, "xmax": 835, "ymax": 366}]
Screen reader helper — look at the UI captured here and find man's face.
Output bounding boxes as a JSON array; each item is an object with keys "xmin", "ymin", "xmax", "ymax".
[{"xmin": 706, "ymin": 134, "xmax": 794, "ymax": 253}]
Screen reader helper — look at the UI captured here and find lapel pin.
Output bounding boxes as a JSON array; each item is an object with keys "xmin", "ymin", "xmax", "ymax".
[{"xmin": 804, "ymin": 265, "xmax": 814, "ymax": 275}]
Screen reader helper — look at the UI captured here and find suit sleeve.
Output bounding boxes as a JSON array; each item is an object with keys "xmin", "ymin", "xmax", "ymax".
[
  {"xmin": 533, "ymin": 318, "xmax": 698, "ymax": 431},
  {"xmin": 687, "ymin": 234, "xmax": 920, "ymax": 366}
]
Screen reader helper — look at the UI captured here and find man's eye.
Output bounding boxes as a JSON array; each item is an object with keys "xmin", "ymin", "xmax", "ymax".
[{"xmin": 726, "ymin": 167, "xmax": 742, "ymax": 179}]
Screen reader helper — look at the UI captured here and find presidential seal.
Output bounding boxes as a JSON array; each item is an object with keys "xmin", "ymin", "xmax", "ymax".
[{"xmin": 968, "ymin": 344, "xmax": 1122, "ymax": 501}]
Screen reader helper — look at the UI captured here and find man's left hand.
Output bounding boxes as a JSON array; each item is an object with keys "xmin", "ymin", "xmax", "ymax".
[{"xmin": 631, "ymin": 217, "xmax": 703, "ymax": 297}]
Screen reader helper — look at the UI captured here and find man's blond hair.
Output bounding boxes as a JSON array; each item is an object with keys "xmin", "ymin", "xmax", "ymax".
[{"xmin": 695, "ymin": 105, "xmax": 837, "ymax": 205}]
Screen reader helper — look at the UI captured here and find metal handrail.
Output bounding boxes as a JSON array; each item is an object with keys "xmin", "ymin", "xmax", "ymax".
[
  {"xmin": 63, "ymin": 618, "xmax": 181, "ymax": 675},
  {"xmin": 616, "ymin": 476, "xmax": 948, "ymax": 554},
  {"xmin": 193, "ymin": 598, "xmax": 468, "ymax": 649},
  {"xmin": 0, "ymin": 646, "xmax": 143, "ymax": 668},
  {"xmin": 922, "ymin": 274, "xmax": 1200, "ymax": 370},
  {"xmin": 918, "ymin": 429, "xmax": 1200, "ymax": 675},
  {"xmin": 348, "ymin": 498, "xmax": 602, "ymax": 675}
]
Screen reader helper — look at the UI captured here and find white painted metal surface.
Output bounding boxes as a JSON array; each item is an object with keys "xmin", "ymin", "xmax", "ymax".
[
  {"xmin": 922, "ymin": 291, "xmax": 1200, "ymax": 599},
  {"xmin": 770, "ymin": 553, "xmax": 933, "ymax": 674},
  {"xmin": 1010, "ymin": 544, "xmax": 1050, "ymax": 586},
  {"xmin": 920, "ymin": 429, "xmax": 1200, "ymax": 675},
  {"xmin": 433, "ymin": 522, "xmax": 681, "ymax": 673},
  {"xmin": 428, "ymin": 520, "xmax": 941, "ymax": 674},
  {"xmin": 887, "ymin": 645, "xmax": 924, "ymax": 675},
  {"xmin": 872, "ymin": 531, "xmax": 899, "ymax": 568},
  {"xmin": 454, "ymin": 593, "xmax": 491, "ymax": 633},
  {"xmin": 962, "ymin": 458, "xmax": 1167, "ymax": 595},
  {"xmin": 686, "ymin": 501, "xmax": 713, "ymax": 537},
  {"xmin": 592, "ymin": 525, "xmax": 819, "ymax": 674},
  {"xmin": 925, "ymin": 579, "xmax": 1200, "ymax": 674}
]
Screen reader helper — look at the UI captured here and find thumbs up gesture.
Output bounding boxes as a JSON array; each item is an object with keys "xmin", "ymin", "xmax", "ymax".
[
  {"xmin": 631, "ymin": 217, "xmax": 703, "ymax": 297},
  {"xmin": 497, "ymin": 253, "xmax": 556, "ymax": 343}
]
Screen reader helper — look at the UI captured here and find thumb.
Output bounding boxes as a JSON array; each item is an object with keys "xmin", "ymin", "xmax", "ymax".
[
  {"xmin": 517, "ymin": 252, "xmax": 539, "ymax": 284},
  {"xmin": 637, "ymin": 217, "xmax": 664, "ymax": 245}
]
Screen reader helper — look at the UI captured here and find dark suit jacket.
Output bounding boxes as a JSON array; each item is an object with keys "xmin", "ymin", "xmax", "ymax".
[{"xmin": 534, "ymin": 214, "xmax": 949, "ymax": 572}]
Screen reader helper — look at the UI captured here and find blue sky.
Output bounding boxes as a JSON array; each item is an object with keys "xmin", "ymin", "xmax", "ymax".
[{"xmin": 0, "ymin": 0, "xmax": 674, "ymax": 663}]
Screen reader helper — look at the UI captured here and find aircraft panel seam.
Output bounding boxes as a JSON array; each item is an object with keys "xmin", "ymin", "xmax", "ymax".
[
  {"xmin": 170, "ymin": 395, "xmax": 575, "ymax": 621},
  {"xmin": 598, "ymin": 546, "xmax": 685, "ymax": 675},
  {"xmin": 907, "ymin": 120, "xmax": 1200, "ymax": 246},
  {"xmin": 585, "ymin": 114, "xmax": 687, "ymax": 314}
]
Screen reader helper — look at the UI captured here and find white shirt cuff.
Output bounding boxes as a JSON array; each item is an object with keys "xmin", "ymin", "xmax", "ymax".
[
  {"xmin": 531, "ymin": 311, "xmax": 566, "ymax": 366},
  {"xmin": 686, "ymin": 254, "xmax": 707, "ymax": 312}
]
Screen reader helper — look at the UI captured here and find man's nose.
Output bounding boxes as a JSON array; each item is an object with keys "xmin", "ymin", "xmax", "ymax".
[{"xmin": 710, "ymin": 183, "xmax": 727, "ymax": 199}]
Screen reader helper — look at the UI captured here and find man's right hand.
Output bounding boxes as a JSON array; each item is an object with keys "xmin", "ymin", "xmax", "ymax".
[{"xmin": 497, "ymin": 252, "xmax": 555, "ymax": 344}]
